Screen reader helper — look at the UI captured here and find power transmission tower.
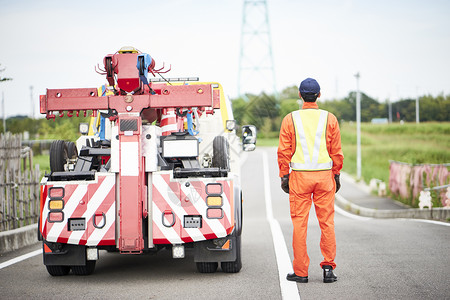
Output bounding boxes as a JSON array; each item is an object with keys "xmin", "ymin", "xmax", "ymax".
[{"xmin": 238, "ymin": 0, "xmax": 277, "ymax": 98}]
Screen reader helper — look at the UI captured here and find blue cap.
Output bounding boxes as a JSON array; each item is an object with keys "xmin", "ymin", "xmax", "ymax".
[{"xmin": 299, "ymin": 78, "xmax": 320, "ymax": 95}]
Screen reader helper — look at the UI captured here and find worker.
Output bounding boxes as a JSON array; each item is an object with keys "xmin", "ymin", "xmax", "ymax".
[{"xmin": 277, "ymin": 77, "xmax": 344, "ymax": 283}]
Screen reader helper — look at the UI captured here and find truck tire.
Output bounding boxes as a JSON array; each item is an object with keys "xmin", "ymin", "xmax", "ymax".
[
  {"xmin": 196, "ymin": 262, "xmax": 218, "ymax": 273},
  {"xmin": 37, "ymin": 216, "xmax": 42, "ymax": 241},
  {"xmin": 72, "ymin": 260, "xmax": 96, "ymax": 276},
  {"xmin": 46, "ymin": 265, "xmax": 70, "ymax": 276},
  {"xmin": 66, "ymin": 141, "xmax": 78, "ymax": 160},
  {"xmin": 212, "ymin": 136, "xmax": 229, "ymax": 170},
  {"xmin": 50, "ymin": 140, "xmax": 69, "ymax": 172},
  {"xmin": 221, "ymin": 235, "xmax": 242, "ymax": 273}
]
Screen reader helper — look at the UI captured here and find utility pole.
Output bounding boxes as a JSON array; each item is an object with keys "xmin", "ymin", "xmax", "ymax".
[
  {"xmin": 2, "ymin": 92, "xmax": 5, "ymax": 133},
  {"xmin": 238, "ymin": 0, "xmax": 277, "ymax": 98},
  {"xmin": 354, "ymin": 72, "xmax": 361, "ymax": 180},
  {"xmin": 30, "ymin": 85, "xmax": 34, "ymax": 119},
  {"xmin": 415, "ymin": 87, "xmax": 420, "ymax": 124},
  {"xmin": 388, "ymin": 98, "xmax": 392, "ymax": 123}
]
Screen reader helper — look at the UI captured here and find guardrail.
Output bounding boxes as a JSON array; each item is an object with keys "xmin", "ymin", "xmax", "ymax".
[
  {"xmin": 0, "ymin": 133, "xmax": 40, "ymax": 232},
  {"xmin": 389, "ymin": 161, "xmax": 449, "ymax": 208}
]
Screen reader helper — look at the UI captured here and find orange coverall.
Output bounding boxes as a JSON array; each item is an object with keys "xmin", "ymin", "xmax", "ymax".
[{"xmin": 277, "ymin": 101, "xmax": 344, "ymax": 277}]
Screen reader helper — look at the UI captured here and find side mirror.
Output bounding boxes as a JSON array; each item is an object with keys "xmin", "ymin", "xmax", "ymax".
[{"xmin": 242, "ymin": 125, "xmax": 257, "ymax": 152}]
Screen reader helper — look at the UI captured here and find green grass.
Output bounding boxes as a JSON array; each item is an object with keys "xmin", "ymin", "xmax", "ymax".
[
  {"xmin": 259, "ymin": 122, "xmax": 450, "ymax": 185},
  {"xmin": 34, "ymin": 155, "xmax": 50, "ymax": 177},
  {"xmin": 341, "ymin": 122, "xmax": 449, "ymax": 184},
  {"xmin": 256, "ymin": 138, "xmax": 279, "ymax": 147}
]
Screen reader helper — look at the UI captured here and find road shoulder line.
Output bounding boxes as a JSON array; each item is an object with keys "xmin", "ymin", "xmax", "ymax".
[
  {"xmin": 335, "ymin": 194, "xmax": 450, "ymax": 226},
  {"xmin": 0, "ymin": 249, "xmax": 41, "ymax": 270},
  {"xmin": 262, "ymin": 151, "xmax": 300, "ymax": 300}
]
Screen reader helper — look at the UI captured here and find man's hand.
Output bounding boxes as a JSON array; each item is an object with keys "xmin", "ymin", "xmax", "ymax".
[
  {"xmin": 281, "ymin": 174, "xmax": 290, "ymax": 194},
  {"xmin": 334, "ymin": 174, "xmax": 341, "ymax": 193}
]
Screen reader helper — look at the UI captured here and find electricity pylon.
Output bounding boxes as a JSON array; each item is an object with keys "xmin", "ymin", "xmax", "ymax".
[{"xmin": 238, "ymin": 0, "xmax": 277, "ymax": 98}]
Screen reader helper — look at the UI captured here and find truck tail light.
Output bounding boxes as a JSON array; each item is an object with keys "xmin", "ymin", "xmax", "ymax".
[
  {"xmin": 49, "ymin": 187, "xmax": 64, "ymax": 199},
  {"xmin": 207, "ymin": 208, "xmax": 223, "ymax": 219},
  {"xmin": 48, "ymin": 212, "xmax": 64, "ymax": 223},
  {"xmin": 49, "ymin": 199, "xmax": 64, "ymax": 210},
  {"xmin": 206, "ymin": 183, "xmax": 222, "ymax": 195},
  {"xmin": 207, "ymin": 196, "xmax": 222, "ymax": 207}
]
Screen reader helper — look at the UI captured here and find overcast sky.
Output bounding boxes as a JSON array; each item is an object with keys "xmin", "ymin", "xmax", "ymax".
[{"xmin": 1, "ymin": 0, "xmax": 449, "ymax": 118}]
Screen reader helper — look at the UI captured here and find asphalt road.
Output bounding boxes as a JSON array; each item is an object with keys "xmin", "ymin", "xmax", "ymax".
[{"xmin": 1, "ymin": 147, "xmax": 449, "ymax": 299}]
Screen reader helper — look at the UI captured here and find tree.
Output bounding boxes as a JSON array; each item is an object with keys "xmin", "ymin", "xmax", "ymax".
[
  {"xmin": 419, "ymin": 94, "xmax": 450, "ymax": 122},
  {"xmin": 342, "ymin": 91, "xmax": 385, "ymax": 122},
  {"xmin": 279, "ymin": 99, "xmax": 299, "ymax": 119},
  {"xmin": 279, "ymin": 85, "xmax": 299, "ymax": 100},
  {"xmin": 245, "ymin": 92, "xmax": 279, "ymax": 129},
  {"xmin": 231, "ymin": 97, "xmax": 248, "ymax": 126}
]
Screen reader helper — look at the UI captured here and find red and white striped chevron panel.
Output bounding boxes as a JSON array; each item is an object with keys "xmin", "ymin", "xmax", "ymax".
[
  {"xmin": 152, "ymin": 172, "xmax": 234, "ymax": 244},
  {"xmin": 41, "ymin": 174, "xmax": 116, "ymax": 246}
]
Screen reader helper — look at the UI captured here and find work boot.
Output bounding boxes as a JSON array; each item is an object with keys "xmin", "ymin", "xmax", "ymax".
[
  {"xmin": 286, "ymin": 273, "xmax": 308, "ymax": 283},
  {"xmin": 322, "ymin": 265, "xmax": 337, "ymax": 283}
]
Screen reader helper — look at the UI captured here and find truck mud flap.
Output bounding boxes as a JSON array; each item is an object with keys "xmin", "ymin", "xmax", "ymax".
[
  {"xmin": 194, "ymin": 235, "xmax": 237, "ymax": 263},
  {"xmin": 43, "ymin": 241, "xmax": 86, "ymax": 266}
]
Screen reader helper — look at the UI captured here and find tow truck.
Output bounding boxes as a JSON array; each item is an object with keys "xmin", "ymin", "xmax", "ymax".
[{"xmin": 38, "ymin": 47, "xmax": 256, "ymax": 276}]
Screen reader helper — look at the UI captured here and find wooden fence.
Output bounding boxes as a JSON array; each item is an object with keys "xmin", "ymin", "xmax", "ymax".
[{"xmin": 0, "ymin": 132, "xmax": 40, "ymax": 231}]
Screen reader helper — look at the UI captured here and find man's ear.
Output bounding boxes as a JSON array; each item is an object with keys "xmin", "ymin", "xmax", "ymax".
[
  {"xmin": 317, "ymin": 92, "xmax": 321, "ymax": 98},
  {"xmin": 298, "ymin": 91, "xmax": 302, "ymax": 99}
]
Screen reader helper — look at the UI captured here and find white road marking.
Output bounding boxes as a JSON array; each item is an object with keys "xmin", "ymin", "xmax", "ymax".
[
  {"xmin": 262, "ymin": 151, "xmax": 301, "ymax": 300},
  {"xmin": 335, "ymin": 194, "xmax": 450, "ymax": 227},
  {"xmin": 334, "ymin": 194, "xmax": 373, "ymax": 221},
  {"xmin": 399, "ymin": 218, "xmax": 450, "ymax": 227},
  {"xmin": 0, "ymin": 249, "xmax": 41, "ymax": 270}
]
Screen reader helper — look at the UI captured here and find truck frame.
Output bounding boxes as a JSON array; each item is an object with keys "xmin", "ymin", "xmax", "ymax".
[{"xmin": 38, "ymin": 47, "xmax": 256, "ymax": 276}]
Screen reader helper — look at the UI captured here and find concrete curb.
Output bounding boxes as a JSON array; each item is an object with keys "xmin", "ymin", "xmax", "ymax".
[
  {"xmin": 335, "ymin": 194, "xmax": 450, "ymax": 221},
  {"xmin": 0, "ymin": 224, "xmax": 38, "ymax": 254}
]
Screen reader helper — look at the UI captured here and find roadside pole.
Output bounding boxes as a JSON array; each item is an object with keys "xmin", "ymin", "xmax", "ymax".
[
  {"xmin": 415, "ymin": 87, "xmax": 420, "ymax": 124},
  {"xmin": 2, "ymin": 91, "xmax": 5, "ymax": 133},
  {"xmin": 355, "ymin": 73, "xmax": 361, "ymax": 180}
]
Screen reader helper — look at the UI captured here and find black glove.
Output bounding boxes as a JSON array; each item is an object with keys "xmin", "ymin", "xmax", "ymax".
[
  {"xmin": 334, "ymin": 174, "xmax": 341, "ymax": 193},
  {"xmin": 281, "ymin": 174, "xmax": 290, "ymax": 194}
]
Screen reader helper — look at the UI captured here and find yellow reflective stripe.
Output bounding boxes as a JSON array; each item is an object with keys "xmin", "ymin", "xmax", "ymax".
[
  {"xmin": 318, "ymin": 117, "xmax": 330, "ymax": 164},
  {"xmin": 311, "ymin": 110, "xmax": 328, "ymax": 164},
  {"xmin": 292, "ymin": 110, "xmax": 308, "ymax": 164},
  {"xmin": 289, "ymin": 161, "xmax": 333, "ymax": 170}
]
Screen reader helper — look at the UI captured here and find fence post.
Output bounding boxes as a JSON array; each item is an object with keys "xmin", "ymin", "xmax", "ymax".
[{"xmin": 0, "ymin": 133, "xmax": 4, "ymax": 231}]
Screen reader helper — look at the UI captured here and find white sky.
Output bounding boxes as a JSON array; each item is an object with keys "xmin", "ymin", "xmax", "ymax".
[{"xmin": 1, "ymin": 0, "xmax": 449, "ymax": 118}]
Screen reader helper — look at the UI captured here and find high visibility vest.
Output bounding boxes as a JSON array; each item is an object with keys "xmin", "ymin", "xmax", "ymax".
[{"xmin": 290, "ymin": 109, "xmax": 333, "ymax": 171}]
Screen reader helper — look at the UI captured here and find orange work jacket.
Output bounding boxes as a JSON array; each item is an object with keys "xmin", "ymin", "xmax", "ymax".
[{"xmin": 277, "ymin": 101, "xmax": 344, "ymax": 177}]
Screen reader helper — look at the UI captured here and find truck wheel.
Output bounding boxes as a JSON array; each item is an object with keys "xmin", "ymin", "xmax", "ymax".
[
  {"xmin": 46, "ymin": 265, "xmax": 70, "ymax": 276},
  {"xmin": 221, "ymin": 235, "xmax": 242, "ymax": 273},
  {"xmin": 37, "ymin": 216, "xmax": 42, "ymax": 241},
  {"xmin": 212, "ymin": 136, "xmax": 229, "ymax": 170},
  {"xmin": 196, "ymin": 262, "xmax": 218, "ymax": 273},
  {"xmin": 66, "ymin": 141, "xmax": 78, "ymax": 160},
  {"xmin": 72, "ymin": 260, "xmax": 96, "ymax": 276},
  {"xmin": 50, "ymin": 140, "xmax": 69, "ymax": 172}
]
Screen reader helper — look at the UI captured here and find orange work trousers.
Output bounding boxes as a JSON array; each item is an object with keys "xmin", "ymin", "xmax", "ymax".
[{"xmin": 289, "ymin": 170, "xmax": 336, "ymax": 276}]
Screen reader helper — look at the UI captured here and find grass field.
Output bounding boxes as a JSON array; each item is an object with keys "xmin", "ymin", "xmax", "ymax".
[
  {"xmin": 34, "ymin": 155, "xmax": 50, "ymax": 177},
  {"xmin": 259, "ymin": 122, "xmax": 450, "ymax": 185}
]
